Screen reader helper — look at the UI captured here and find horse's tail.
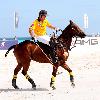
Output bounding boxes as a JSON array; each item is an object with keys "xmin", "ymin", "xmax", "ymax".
[{"xmin": 5, "ymin": 45, "xmax": 16, "ymax": 57}]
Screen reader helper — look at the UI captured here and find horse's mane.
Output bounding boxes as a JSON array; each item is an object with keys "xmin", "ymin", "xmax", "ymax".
[
  {"xmin": 57, "ymin": 23, "xmax": 74, "ymax": 50},
  {"xmin": 58, "ymin": 24, "xmax": 72, "ymax": 40}
]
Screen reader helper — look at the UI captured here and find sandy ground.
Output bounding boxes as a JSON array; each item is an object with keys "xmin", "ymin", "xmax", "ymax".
[{"xmin": 0, "ymin": 37, "xmax": 100, "ymax": 100}]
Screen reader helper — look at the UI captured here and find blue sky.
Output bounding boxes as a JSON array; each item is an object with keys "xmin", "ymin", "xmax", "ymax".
[{"xmin": 0, "ymin": 0, "xmax": 100, "ymax": 38}]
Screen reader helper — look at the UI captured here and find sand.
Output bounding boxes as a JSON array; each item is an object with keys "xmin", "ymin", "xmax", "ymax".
[{"xmin": 0, "ymin": 37, "xmax": 100, "ymax": 100}]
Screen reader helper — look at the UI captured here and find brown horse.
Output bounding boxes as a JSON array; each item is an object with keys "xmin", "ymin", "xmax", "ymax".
[{"xmin": 5, "ymin": 20, "xmax": 86, "ymax": 90}]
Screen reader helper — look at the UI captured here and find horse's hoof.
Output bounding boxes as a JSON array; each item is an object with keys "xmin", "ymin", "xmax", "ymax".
[
  {"xmin": 52, "ymin": 86, "xmax": 56, "ymax": 90},
  {"xmin": 71, "ymin": 82, "xmax": 75, "ymax": 88},
  {"xmin": 12, "ymin": 79, "xmax": 19, "ymax": 89},
  {"xmin": 32, "ymin": 84, "xmax": 36, "ymax": 90},
  {"xmin": 32, "ymin": 87, "xmax": 36, "ymax": 90},
  {"xmin": 13, "ymin": 85, "xmax": 19, "ymax": 89},
  {"xmin": 50, "ymin": 83, "xmax": 56, "ymax": 90}
]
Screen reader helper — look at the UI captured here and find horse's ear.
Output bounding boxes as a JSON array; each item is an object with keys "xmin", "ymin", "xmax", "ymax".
[{"xmin": 70, "ymin": 20, "xmax": 73, "ymax": 24}]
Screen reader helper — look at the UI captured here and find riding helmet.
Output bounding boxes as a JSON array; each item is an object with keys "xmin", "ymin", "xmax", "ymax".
[{"xmin": 39, "ymin": 10, "xmax": 47, "ymax": 17}]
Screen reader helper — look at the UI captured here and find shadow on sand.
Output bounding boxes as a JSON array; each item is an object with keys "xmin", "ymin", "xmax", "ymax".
[{"xmin": 0, "ymin": 88, "xmax": 49, "ymax": 92}]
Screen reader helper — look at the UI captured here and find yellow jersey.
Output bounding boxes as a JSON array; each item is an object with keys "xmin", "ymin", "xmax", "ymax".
[{"xmin": 29, "ymin": 19, "xmax": 51, "ymax": 36}]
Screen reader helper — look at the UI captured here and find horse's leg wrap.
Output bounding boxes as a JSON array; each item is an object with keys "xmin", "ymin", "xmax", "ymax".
[
  {"xmin": 13, "ymin": 75, "xmax": 17, "ymax": 79},
  {"xmin": 12, "ymin": 75, "xmax": 19, "ymax": 89},
  {"xmin": 69, "ymin": 72, "xmax": 74, "ymax": 82},
  {"xmin": 50, "ymin": 75, "xmax": 56, "ymax": 90},
  {"xmin": 25, "ymin": 74, "xmax": 36, "ymax": 89},
  {"xmin": 69, "ymin": 72, "xmax": 75, "ymax": 87}
]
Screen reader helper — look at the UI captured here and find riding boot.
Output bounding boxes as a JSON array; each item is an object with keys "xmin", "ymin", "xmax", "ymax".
[{"xmin": 49, "ymin": 40, "xmax": 58, "ymax": 64}]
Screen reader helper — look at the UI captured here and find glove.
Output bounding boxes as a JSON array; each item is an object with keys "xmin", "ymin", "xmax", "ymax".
[
  {"xmin": 31, "ymin": 37, "xmax": 35, "ymax": 42},
  {"xmin": 31, "ymin": 37, "xmax": 35, "ymax": 40},
  {"xmin": 55, "ymin": 27, "xmax": 62, "ymax": 32}
]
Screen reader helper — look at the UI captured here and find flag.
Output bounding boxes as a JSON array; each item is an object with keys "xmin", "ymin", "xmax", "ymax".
[
  {"xmin": 14, "ymin": 12, "xmax": 19, "ymax": 29},
  {"xmin": 84, "ymin": 14, "xmax": 88, "ymax": 29}
]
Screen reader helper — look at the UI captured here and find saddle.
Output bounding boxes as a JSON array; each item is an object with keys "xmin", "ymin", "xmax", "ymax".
[
  {"xmin": 37, "ymin": 40, "xmax": 58, "ymax": 64},
  {"xmin": 31, "ymin": 36, "xmax": 60, "ymax": 64},
  {"xmin": 36, "ymin": 41, "xmax": 51, "ymax": 56}
]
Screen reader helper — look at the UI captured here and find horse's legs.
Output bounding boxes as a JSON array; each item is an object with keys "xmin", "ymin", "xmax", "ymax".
[
  {"xmin": 21, "ymin": 61, "xmax": 36, "ymax": 89},
  {"xmin": 12, "ymin": 63, "xmax": 22, "ymax": 89},
  {"xmin": 61, "ymin": 63, "xmax": 75, "ymax": 87},
  {"xmin": 50, "ymin": 65, "xmax": 58, "ymax": 90}
]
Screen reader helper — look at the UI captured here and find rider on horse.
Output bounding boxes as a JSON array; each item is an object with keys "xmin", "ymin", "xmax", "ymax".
[{"xmin": 29, "ymin": 10, "xmax": 59, "ymax": 64}]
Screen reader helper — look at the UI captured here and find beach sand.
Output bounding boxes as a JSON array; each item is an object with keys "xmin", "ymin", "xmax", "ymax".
[{"xmin": 0, "ymin": 37, "xmax": 100, "ymax": 100}]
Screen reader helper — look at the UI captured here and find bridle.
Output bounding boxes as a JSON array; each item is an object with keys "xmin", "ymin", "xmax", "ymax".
[
  {"xmin": 70, "ymin": 36, "xmax": 77, "ymax": 50},
  {"xmin": 54, "ymin": 29, "xmax": 78, "ymax": 51}
]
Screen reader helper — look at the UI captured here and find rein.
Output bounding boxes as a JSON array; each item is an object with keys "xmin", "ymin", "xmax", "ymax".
[
  {"xmin": 55, "ymin": 29, "xmax": 78, "ymax": 51},
  {"xmin": 70, "ymin": 36, "xmax": 77, "ymax": 50},
  {"xmin": 31, "ymin": 39, "xmax": 54, "ymax": 65}
]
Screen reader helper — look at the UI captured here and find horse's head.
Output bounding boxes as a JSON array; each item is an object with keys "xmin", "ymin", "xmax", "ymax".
[
  {"xmin": 58, "ymin": 20, "xmax": 86, "ymax": 50},
  {"xmin": 59, "ymin": 20, "xmax": 86, "ymax": 39},
  {"xmin": 69, "ymin": 20, "xmax": 86, "ymax": 38}
]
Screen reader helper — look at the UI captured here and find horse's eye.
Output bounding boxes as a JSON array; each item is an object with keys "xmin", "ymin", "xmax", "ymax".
[{"xmin": 72, "ymin": 28, "xmax": 74, "ymax": 30}]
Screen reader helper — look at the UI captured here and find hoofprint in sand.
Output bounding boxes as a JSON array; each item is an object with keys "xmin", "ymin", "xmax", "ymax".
[{"xmin": 0, "ymin": 37, "xmax": 100, "ymax": 100}]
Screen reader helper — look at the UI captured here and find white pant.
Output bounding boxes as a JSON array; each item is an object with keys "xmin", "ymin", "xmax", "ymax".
[{"xmin": 35, "ymin": 35, "xmax": 50, "ymax": 45}]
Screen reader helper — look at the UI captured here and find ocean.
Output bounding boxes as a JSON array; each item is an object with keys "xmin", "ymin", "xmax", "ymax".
[{"xmin": 0, "ymin": 37, "xmax": 32, "ymax": 42}]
